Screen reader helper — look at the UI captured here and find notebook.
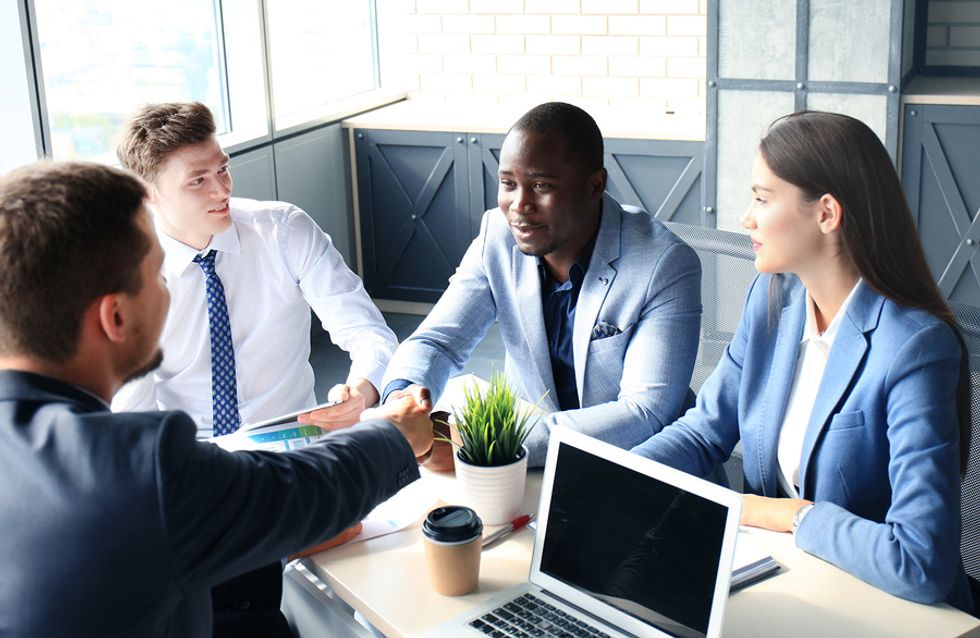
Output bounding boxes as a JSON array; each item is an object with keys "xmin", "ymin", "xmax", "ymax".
[{"xmin": 422, "ymin": 428, "xmax": 743, "ymax": 638}]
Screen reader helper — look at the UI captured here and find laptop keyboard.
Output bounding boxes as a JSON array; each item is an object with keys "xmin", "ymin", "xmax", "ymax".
[{"xmin": 468, "ymin": 592, "xmax": 613, "ymax": 638}]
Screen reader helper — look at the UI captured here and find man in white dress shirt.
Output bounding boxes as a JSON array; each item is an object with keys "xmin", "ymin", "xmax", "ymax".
[
  {"xmin": 112, "ymin": 102, "xmax": 397, "ymax": 436},
  {"xmin": 111, "ymin": 102, "xmax": 399, "ymax": 636}
]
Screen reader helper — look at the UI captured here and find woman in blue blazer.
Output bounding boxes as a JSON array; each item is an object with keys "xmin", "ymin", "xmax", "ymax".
[{"xmin": 632, "ymin": 111, "xmax": 972, "ymax": 610}]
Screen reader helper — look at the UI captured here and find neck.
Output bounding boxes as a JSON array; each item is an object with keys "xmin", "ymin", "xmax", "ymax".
[
  {"xmin": 0, "ymin": 355, "xmax": 115, "ymax": 403},
  {"xmin": 799, "ymin": 261, "xmax": 861, "ymax": 333}
]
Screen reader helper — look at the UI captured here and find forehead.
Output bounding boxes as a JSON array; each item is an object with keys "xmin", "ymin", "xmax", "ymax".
[
  {"xmin": 499, "ymin": 129, "xmax": 575, "ymax": 173},
  {"xmin": 158, "ymin": 137, "xmax": 228, "ymax": 177}
]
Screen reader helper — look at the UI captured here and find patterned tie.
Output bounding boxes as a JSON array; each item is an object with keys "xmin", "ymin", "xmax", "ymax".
[{"xmin": 193, "ymin": 250, "xmax": 241, "ymax": 435}]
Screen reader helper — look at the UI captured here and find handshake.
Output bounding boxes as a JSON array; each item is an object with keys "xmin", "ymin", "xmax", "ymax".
[{"xmin": 367, "ymin": 384, "xmax": 436, "ymax": 461}]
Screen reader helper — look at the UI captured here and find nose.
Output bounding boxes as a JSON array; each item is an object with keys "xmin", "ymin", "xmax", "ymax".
[
  {"xmin": 739, "ymin": 203, "xmax": 756, "ymax": 230},
  {"xmin": 212, "ymin": 176, "xmax": 231, "ymax": 200},
  {"xmin": 510, "ymin": 187, "xmax": 533, "ymax": 214}
]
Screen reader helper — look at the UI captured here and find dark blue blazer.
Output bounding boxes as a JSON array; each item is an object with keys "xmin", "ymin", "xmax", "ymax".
[
  {"xmin": 633, "ymin": 274, "xmax": 971, "ymax": 610},
  {"xmin": 0, "ymin": 370, "xmax": 419, "ymax": 637}
]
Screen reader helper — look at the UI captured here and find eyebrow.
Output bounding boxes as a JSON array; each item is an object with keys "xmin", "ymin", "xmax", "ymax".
[
  {"xmin": 751, "ymin": 185, "xmax": 773, "ymax": 193},
  {"xmin": 497, "ymin": 169, "xmax": 560, "ymax": 179},
  {"xmin": 185, "ymin": 154, "xmax": 230, "ymax": 178}
]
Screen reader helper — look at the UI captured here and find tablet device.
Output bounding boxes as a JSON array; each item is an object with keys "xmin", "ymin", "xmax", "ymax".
[{"xmin": 239, "ymin": 400, "xmax": 342, "ymax": 432}]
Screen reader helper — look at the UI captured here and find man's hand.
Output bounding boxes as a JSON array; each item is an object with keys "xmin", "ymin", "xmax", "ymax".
[
  {"xmin": 288, "ymin": 522, "xmax": 363, "ymax": 560},
  {"xmin": 297, "ymin": 378, "xmax": 379, "ymax": 431},
  {"xmin": 372, "ymin": 384, "xmax": 433, "ymax": 458},
  {"xmin": 740, "ymin": 494, "xmax": 812, "ymax": 533}
]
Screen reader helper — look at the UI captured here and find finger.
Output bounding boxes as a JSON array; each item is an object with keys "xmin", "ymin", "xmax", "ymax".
[
  {"xmin": 327, "ymin": 383, "xmax": 348, "ymax": 403},
  {"xmin": 410, "ymin": 385, "xmax": 432, "ymax": 410}
]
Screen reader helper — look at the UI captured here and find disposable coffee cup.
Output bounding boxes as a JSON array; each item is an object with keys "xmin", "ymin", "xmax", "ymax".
[{"xmin": 422, "ymin": 506, "xmax": 483, "ymax": 596}]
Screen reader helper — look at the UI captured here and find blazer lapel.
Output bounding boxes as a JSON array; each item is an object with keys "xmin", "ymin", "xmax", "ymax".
[
  {"xmin": 757, "ymin": 282, "xmax": 806, "ymax": 497},
  {"xmin": 572, "ymin": 195, "xmax": 621, "ymax": 400},
  {"xmin": 514, "ymin": 245, "xmax": 559, "ymax": 411},
  {"xmin": 797, "ymin": 284, "xmax": 881, "ymax": 496}
]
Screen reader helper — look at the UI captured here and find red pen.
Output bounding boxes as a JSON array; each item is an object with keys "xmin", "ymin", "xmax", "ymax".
[{"xmin": 482, "ymin": 513, "xmax": 534, "ymax": 548}]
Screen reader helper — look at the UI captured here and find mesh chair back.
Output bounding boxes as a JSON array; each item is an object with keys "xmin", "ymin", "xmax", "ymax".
[
  {"xmin": 662, "ymin": 221, "xmax": 757, "ymax": 491},
  {"xmin": 662, "ymin": 222, "xmax": 758, "ymax": 393},
  {"xmin": 950, "ymin": 301, "xmax": 980, "ymax": 584}
]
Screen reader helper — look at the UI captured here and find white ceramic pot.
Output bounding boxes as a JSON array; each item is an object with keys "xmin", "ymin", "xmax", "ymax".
[{"xmin": 453, "ymin": 446, "xmax": 529, "ymax": 526}]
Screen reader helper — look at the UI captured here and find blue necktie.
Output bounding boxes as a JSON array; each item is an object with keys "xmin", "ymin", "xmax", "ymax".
[{"xmin": 194, "ymin": 250, "xmax": 241, "ymax": 435}]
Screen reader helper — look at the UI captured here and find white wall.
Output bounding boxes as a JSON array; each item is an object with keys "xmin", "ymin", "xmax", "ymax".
[
  {"xmin": 377, "ymin": 0, "xmax": 708, "ymax": 118},
  {"xmin": 0, "ymin": 2, "xmax": 40, "ymax": 173}
]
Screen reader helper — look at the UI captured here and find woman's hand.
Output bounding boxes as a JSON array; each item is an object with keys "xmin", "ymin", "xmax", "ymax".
[{"xmin": 741, "ymin": 494, "xmax": 812, "ymax": 533}]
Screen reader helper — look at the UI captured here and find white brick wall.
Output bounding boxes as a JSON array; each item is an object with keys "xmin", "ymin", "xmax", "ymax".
[{"xmin": 376, "ymin": 1, "xmax": 706, "ymax": 117}]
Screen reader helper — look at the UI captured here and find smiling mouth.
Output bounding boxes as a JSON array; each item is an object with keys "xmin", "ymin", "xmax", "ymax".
[
  {"xmin": 208, "ymin": 203, "xmax": 230, "ymax": 215},
  {"xmin": 750, "ymin": 239, "xmax": 762, "ymax": 252}
]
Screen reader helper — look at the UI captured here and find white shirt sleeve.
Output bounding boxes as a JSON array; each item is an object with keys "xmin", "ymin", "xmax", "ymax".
[
  {"xmin": 111, "ymin": 374, "xmax": 160, "ymax": 413},
  {"xmin": 281, "ymin": 207, "xmax": 397, "ymax": 395}
]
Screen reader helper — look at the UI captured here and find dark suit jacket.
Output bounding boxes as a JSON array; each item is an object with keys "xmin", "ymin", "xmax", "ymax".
[{"xmin": 0, "ymin": 370, "xmax": 419, "ymax": 637}]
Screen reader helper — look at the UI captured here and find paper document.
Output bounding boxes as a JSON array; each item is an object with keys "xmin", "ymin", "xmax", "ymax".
[
  {"xmin": 350, "ymin": 474, "xmax": 442, "ymax": 543},
  {"xmin": 731, "ymin": 530, "xmax": 780, "ymax": 589}
]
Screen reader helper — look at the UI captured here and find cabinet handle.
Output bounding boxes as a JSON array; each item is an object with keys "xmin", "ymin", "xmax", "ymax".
[
  {"xmin": 470, "ymin": 137, "xmax": 478, "ymax": 144},
  {"xmin": 456, "ymin": 137, "xmax": 464, "ymax": 144}
]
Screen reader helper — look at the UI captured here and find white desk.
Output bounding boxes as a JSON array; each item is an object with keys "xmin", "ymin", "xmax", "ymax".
[{"xmin": 304, "ymin": 469, "xmax": 980, "ymax": 638}]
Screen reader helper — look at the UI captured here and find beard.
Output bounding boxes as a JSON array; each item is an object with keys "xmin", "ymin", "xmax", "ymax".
[{"xmin": 122, "ymin": 348, "xmax": 164, "ymax": 386}]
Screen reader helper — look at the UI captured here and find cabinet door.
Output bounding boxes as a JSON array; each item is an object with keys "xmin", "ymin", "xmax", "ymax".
[
  {"xmin": 467, "ymin": 133, "xmax": 506, "ymax": 239},
  {"xmin": 355, "ymin": 130, "xmax": 469, "ymax": 303},
  {"xmin": 604, "ymin": 139, "xmax": 705, "ymax": 225},
  {"xmin": 902, "ymin": 105, "xmax": 980, "ymax": 304}
]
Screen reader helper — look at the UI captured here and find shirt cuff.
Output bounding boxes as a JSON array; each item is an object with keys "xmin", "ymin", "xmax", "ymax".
[{"xmin": 382, "ymin": 379, "xmax": 414, "ymax": 404}]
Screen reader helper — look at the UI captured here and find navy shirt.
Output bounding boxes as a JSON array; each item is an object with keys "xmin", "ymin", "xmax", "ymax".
[{"xmin": 540, "ymin": 238, "xmax": 596, "ymax": 411}]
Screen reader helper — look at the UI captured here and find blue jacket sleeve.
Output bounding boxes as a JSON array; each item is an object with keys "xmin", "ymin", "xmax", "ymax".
[{"xmin": 794, "ymin": 323, "xmax": 964, "ymax": 605}]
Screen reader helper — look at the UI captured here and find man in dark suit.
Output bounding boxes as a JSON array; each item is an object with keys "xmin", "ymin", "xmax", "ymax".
[{"xmin": 0, "ymin": 161, "xmax": 433, "ymax": 637}]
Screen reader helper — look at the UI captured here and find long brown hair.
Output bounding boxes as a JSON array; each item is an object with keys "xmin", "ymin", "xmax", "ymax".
[{"xmin": 760, "ymin": 110, "xmax": 971, "ymax": 473}]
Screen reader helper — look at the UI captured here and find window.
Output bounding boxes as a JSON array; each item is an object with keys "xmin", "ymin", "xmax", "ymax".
[
  {"xmin": 266, "ymin": 1, "xmax": 379, "ymax": 131},
  {"xmin": 34, "ymin": 0, "xmax": 230, "ymax": 161}
]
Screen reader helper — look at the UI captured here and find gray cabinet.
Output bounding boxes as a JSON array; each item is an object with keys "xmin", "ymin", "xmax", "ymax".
[
  {"xmin": 901, "ymin": 104, "xmax": 980, "ymax": 304},
  {"xmin": 354, "ymin": 128, "xmax": 704, "ymax": 302}
]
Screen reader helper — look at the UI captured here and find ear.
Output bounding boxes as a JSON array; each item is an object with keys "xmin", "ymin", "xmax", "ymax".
[
  {"xmin": 96, "ymin": 294, "xmax": 128, "ymax": 344},
  {"xmin": 816, "ymin": 193, "xmax": 843, "ymax": 234},
  {"xmin": 143, "ymin": 178, "xmax": 161, "ymax": 207},
  {"xmin": 588, "ymin": 167, "xmax": 607, "ymax": 200}
]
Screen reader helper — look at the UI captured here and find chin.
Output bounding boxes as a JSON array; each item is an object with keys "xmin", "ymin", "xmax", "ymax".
[{"xmin": 123, "ymin": 349, "xmax": 164, "ymax": 386}]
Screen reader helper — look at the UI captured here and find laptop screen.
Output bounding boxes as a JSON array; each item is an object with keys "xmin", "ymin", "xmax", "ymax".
[{"xmin": 538, "ymin": 443, "xmax": 728, "ymax": 638}]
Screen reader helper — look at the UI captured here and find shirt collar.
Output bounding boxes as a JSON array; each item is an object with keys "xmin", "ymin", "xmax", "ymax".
[
  {"xmin": 157, "ymin": 216, "xmax": 241, "ymax": 279},
  {"xmin": 802, "ymin": 278, "xmax": 863, "ymax": 346},
  {"xmin": 537, "ymin": 223, "xmax": 599, "ymax": 289}
]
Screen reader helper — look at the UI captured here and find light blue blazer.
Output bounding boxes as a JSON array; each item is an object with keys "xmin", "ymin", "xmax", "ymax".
[
  {"xmin": 632, "ymin": 273, "xmax": 971, "ymax": 610},
  {"xmin": 383, "ymin": 193, "xmax": 702, "ymax": 467}
]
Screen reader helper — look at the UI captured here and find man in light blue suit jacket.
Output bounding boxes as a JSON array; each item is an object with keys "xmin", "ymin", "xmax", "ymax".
[
  {"xmin": 383, "ymin": 103, "xmax": 702, "ymax": 467},
  {"xmin": 633, "ymin": 273, "xmax": 972, "ymax": 610}
]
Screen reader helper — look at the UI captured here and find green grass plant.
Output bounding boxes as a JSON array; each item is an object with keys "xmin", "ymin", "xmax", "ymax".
[{"xmin": 452, "ymin": 372, "xmax": 543, "ymax": 467}]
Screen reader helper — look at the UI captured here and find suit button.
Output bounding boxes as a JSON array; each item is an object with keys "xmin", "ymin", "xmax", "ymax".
[{"xmin": 239, "ymin": 600, "xmax": 251, "ymax": 610}]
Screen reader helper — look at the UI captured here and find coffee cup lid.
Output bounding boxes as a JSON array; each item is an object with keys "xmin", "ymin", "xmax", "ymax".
[{"xmin": 423, "ymin": 506, "xmax": 483, "ymax": 543}]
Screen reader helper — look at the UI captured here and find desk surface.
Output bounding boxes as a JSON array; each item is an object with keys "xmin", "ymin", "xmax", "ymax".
[{"xmin": 306, "ymin": 469, "xmax": 980, "ymax": 638}]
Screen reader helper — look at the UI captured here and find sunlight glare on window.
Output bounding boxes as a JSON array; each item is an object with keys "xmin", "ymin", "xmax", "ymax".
[{"xmin": 35, "ymin": 0, "xmax": 227, "ymax": 161}]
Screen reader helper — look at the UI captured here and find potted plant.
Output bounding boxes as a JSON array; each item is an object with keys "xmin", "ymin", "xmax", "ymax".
[{"xmin": 448, "ymin": 372, "xmax": 543, "ymax": 525}]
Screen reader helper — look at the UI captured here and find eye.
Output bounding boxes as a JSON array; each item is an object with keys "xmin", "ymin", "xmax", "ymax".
[
  {"xmin": 754, "ymin": 196, "xmax": 766, "ymax": 205},
  {"xmin": 218, "ymin": 165, "xmax": 229, "ymax": 175},
  {"xmin": 532, "ymin": 182, "xmax": 552, "ymax": 191},
  {"xmin": 499, "ymin": 179, "xmax": 515, "ymax": 190},
  {"xmin": 189, "ymin": 177, "xmax": 205, "ymax": 186}
]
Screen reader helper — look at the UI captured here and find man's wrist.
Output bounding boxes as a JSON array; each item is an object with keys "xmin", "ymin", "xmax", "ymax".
[{"xmin": 382, "ymin": 379, "xmax": 413, "ymax": 404}]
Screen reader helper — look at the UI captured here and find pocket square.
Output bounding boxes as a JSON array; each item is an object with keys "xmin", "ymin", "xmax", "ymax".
[{"xmin": 591, "ymin": 321, "xmax": 622, "ymax": 340}]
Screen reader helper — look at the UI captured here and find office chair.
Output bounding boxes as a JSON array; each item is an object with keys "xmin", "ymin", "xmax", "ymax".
[
  {"xmin": 659, "ymin": 221, "xmax": 757, "ymax": 492},
  {"xmin": 950, "ymin": 301, "xmax": 980, "ymax": 613}
]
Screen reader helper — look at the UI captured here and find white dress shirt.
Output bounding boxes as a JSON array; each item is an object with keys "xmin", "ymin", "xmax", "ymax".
[
  {"xmin": 112, "ymin": 198, "xmax": 397, "ymax": 438},
  {"xmin": 776, "ymin": 279, "xmax": 863, "ymax": 497}
]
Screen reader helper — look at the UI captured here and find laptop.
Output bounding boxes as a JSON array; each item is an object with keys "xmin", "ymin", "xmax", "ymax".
[{"xmin": 423, "ymin": 428, "xmax": 742, "ymax": 638}]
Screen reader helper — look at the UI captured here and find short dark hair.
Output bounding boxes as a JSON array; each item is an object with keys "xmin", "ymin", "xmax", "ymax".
[
  {"xmin": 116, "ymin": 101, "xmax": 217, "ymax": 180},
  {"xmin": 0, "ymin": 161, "xmax": 150, "ymax": 361},
  {"xmin": 510, "ymin": 102, "xmax": 604, "ymax": 172}
]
